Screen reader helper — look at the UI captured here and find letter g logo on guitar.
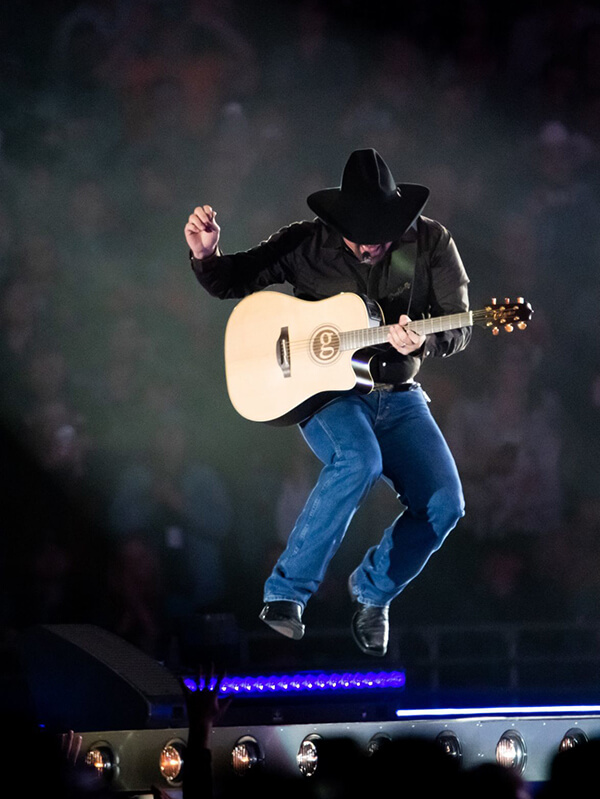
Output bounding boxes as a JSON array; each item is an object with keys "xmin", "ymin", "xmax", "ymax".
[{"xmin": 311, "ymin": 326, "xmax": 341, "ymax": 364}]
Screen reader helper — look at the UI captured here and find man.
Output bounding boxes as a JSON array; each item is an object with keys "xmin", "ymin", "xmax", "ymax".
[{"xmin": 185, "ymin": 149, "xmax": 470, "ymax": 656}]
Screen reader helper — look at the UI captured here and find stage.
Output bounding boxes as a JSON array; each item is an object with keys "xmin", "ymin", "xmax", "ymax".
[
  {"xmin": 67, "ymin": 704, "xmax": 600, "ymax": 794},
  {"xmin": 10, "ymin": 623, "xmax": 600, "ymax": 795}
]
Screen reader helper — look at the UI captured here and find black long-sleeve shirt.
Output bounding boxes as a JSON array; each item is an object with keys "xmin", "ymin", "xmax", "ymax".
[{"xmin": 191, "ymin": 215, "xmax": 471, "ymax": 386}]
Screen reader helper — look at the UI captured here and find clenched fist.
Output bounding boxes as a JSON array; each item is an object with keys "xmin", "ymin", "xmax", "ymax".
[{"xmin": 185, "ymin": 205, "xmax": 221, "ymax": 260}]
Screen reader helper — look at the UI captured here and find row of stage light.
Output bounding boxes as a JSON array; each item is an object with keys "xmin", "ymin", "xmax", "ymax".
[
  {"xmin": 71, "ymin": 668, "xmax": 600, "ymax": 793},
  {"xmin": 79, "ymin": 715, "xmax": 594, "ymax": 788}
]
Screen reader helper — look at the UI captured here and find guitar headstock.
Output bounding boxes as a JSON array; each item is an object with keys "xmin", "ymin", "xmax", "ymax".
[{"xmin": 475, "ymin": 297, "xmax": 533, "ymax": 335}]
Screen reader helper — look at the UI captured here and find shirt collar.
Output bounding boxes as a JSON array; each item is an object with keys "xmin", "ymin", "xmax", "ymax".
[
  {"xmin": 400, "ymin": 220, "xmax": 419, "ymax": 243},
  {"xmin": 320, "ymin": 222, "xmax": 345, "ymax": 250}
]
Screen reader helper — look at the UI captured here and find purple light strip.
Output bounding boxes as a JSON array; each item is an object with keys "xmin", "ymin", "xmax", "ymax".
[{"xmin": 183, "ymin": 670, "xmax": 405, "ymax": 697}]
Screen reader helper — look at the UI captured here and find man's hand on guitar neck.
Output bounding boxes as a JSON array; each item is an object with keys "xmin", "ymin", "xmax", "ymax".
[
  {"xmin": 185, "ymin": 205, "xmax": 221, "ymax": 260},
  {"xmin": 388, "ymin": 314, "xmax": 426, "ymax": 355}
]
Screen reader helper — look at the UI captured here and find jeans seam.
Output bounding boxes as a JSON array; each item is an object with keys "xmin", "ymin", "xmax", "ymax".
[
  {"xmin": 312, "ymin": 412, "xmax": 343, "ymax": 459},
  {"xmin": 291, "ymin": 467, "xmax": 337, "ymax": 555}
]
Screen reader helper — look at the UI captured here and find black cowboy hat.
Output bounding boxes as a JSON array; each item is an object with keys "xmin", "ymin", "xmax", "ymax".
[{"xmin": 306, "ymin": 149, "xmax": 430, "ymax": 244}]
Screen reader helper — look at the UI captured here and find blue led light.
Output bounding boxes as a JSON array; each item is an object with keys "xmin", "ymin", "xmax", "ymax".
[{"xmin": 183, "ymin": 670, "xmax": 405, "ymax": 697}]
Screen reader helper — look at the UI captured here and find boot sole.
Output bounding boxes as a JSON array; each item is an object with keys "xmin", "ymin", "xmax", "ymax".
[{"xmin": 259, "ymin": 611, "xmax": 305, "ymax": 640}]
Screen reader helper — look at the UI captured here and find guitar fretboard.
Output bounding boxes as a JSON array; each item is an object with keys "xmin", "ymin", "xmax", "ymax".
[{"xmin": 339, "ymin": 312, "xmax": 473, "ymax": 351}]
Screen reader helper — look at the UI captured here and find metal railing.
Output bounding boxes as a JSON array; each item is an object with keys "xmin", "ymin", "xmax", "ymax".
[{"xmin": 241, "ymin": 620, "xmax": 600, "ymax": 701}]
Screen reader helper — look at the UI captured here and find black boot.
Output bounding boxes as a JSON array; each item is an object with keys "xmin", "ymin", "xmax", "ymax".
[
  {"xmin": 351, "ymin": 603, "xmax": 389, "ymax": 657},
  {"xmin": 259, "ymin": 601, "xmax": 305, "ymax": 640}
]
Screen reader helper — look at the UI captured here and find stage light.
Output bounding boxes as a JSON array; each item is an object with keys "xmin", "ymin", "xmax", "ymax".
[
  {"xmin": 496, "ymin": 730, "xmax": 527, "ymax": 774},
  {"xmin": 366, "ymin": 732, "xmax": 392, "ymax": 755},
  {"xmin": 559, "ymin": 728, "xmax": 588, "ymax": 751},
  {"xmin": 436, "ymin": 730, "xmax": 462, "ymax": 762},
  {"xmin": 159, "ymin": 740, "xmax": 186, "ymax": 783},
  {"xmin": 231, "ymin": 735, "xmax": 263, "ymax": 776},
  {"xmin": 184, "ymin": 669, "xmax": 405, "ymax": 697},
  {"xmin": 297, "ymin": 734, "xmax": 321, "ymax": 777},
  {"xmin": 84, "ymin": 742, "xmax": 116, "ymax": 783},
  {"xmin": 394, "ymin": 704, "xmax": 600, "ymax": 719}
]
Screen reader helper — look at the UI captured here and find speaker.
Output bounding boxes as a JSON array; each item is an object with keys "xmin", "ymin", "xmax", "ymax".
[{"xmin": 19, "ymin": 624, "xmax": 186, "ymax": 732}]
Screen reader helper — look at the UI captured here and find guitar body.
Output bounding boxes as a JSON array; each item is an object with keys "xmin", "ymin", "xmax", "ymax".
[
  {"xmin": 224, "ymin": 290, "xmax": 532, "ymax": 426},
  {"xmin": 224, "ymin": 292, "xmax": 383, "ymax": 425}
]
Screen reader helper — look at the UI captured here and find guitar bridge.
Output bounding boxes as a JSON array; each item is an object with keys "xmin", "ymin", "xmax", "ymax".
[{"xmin": 276, "ymin": 326, "xmax": 291, "ymax": 377}]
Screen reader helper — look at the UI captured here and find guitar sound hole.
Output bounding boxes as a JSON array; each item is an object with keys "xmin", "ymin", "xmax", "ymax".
[{"xmin": 310, "ymin": 326, "xmax": 341, "ymax": 365}]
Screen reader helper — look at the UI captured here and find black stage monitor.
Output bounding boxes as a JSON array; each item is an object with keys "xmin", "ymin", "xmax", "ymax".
[{"xmin": 19, "ymin": 624, "xmax": 186, "ymax": 732}]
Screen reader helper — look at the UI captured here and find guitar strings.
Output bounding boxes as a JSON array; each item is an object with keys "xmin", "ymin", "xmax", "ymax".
[{"xmin": 280, "ymin": 309, "xmax": 503, "ymax": 354}]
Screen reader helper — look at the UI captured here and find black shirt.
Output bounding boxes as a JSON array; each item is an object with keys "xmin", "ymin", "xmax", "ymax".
[{"xmin": 191, "ymin": 215, "xmax": 471, "ymax": 385}]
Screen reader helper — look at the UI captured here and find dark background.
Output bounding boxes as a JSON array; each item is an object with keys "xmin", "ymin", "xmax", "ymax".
[{"xmin": 1, "ymin": 0, "xmax": 599, "ymax": 680}]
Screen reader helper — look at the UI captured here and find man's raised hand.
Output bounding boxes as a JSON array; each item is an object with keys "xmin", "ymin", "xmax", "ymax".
[{"xmin": 185, "ymin": 205, "xmax": 221, "ymax": 259}]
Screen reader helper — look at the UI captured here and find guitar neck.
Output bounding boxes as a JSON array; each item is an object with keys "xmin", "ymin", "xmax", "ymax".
[{"xmin": 340, "ymin": 311, "xmax": 474, "ymax": 351}]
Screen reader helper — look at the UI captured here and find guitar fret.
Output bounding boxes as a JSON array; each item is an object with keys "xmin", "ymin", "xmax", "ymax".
[{"xmin": 340, "ymin": 312, "xmax": 473, "ymax": 351}]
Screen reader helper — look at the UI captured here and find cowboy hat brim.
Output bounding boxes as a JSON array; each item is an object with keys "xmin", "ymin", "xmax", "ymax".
[{"xmin": 307, "ymin": 182, "xmax": 430, "ymax": 244}]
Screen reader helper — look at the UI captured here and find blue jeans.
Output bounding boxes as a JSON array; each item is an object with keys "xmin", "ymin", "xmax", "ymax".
[{"xmin": 263, "ymin": 386, "xmax": 465, "ymax": 608}]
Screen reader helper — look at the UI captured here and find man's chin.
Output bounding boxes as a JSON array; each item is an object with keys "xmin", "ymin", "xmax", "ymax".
[
  {"xmin": 360, "ymin": 249, "xmax": 387, "ymax": 264},
  {"xmin": 359, "ymin": 243, "xmax": 392, "ymax": 263}
]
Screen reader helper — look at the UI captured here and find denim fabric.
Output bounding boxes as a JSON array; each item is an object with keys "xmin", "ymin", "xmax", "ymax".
[{"xmin": 263, "ymin": 387, "xmax": 465, "ymax": 608}]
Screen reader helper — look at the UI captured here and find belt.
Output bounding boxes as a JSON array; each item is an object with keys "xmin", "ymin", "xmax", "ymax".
[{"xmin": 373, "ymin": 381, "xmax": 419, "ymax": 393}]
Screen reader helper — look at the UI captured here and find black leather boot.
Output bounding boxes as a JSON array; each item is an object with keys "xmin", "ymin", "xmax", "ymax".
[
  {"xmin": 259, "ymin": 601, "xmax": 305, "ymax": 640},
  {"xmin": 351, "ymin": 603, "xmax": 389, "ymax": 656}
]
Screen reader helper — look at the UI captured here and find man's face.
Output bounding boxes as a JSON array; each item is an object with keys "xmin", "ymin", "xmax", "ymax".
[{"xmin": 343, "ymin": 238, "xmax": 393, "ymax": 264}]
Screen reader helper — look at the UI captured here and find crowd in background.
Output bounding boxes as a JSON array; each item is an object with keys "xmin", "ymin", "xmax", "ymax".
[{"xmin": 1, "ymin": 0, "xmax": 600, "ymax": 670}]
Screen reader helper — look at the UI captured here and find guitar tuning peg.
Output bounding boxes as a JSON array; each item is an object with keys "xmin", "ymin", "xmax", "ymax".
[
  {"xmin": 517, "ymin": 322, "xmax": 527, "ymax": 330},
  {"xmin": 504, "ymin": 297, "xmax": 510, "ymax": 304},
  {"xmin": 504, "ymin": 324, "xmax": 513, "ymax": 333},
  {"xmin": 492, "ymin": 326, "xmax": 500, "ymax": 336},
  {"xmin": 517, "ymin": 297, "xmax": 524, "ymax": 304},
  {"xmin": 491, "ymin": 297, "xmax": 497, "ymax": 305}
]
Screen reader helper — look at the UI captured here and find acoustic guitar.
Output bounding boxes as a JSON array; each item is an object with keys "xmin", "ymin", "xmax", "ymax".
[{"xmin": 224, "ymin": 291, "xmax": 533, "ymax": 426}]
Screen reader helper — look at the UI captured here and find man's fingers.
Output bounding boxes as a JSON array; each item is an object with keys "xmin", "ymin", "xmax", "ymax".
[
  {"xmin": 395, "ymin": 316, "xmax": 413, "ymax": 344},
  {"xmin": 185, "ymin": 219, "xmax": 202, "ymax": 234},
  {"xmin": 190, "ymin": 206, "xmax": 218, "ymax": 231},
  {"xmin": 197, "ymin": 205, "xmax": 217, "ymax": 225},
  {"xmin": 395, "ymin": 315, "xmax": 423, "ymax": 346},
  {"xmin": 389, "ymin": 324, "xmax": 413, "ymax": 343},
  {"xmin": 72, "ymin": 734, "xmax": 82, "ymax": 762},
  {"xmin": 388, "ymin": 323, "xmax": 422, "ymax": 352}
]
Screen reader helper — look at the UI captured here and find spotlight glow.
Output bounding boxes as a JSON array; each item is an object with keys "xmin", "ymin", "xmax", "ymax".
[
  {"xmin": 559, "ymin": 728, "xmax": 588, "ymax": 751},
  {"xmin": 496, "ymin": 730, "xmax": 527, "ymax": 774},
  {"xmin": 231, "ymin": 736, "xmax": 263, "ymax": 775},
  {"xmin": 160, "ymin": 741, "xmax": 185, "ymax": 783},
  {"xmin": 84, "ymin": 743, "xmax": 116, "ymax": 783},
  {"xmin": 297, "ymin": 734, "xmax": 321, "ymax": 777}
]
